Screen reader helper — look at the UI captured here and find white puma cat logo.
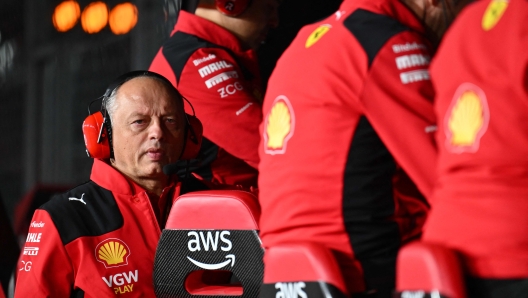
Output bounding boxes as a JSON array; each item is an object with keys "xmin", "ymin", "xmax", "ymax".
[{"xmin": 68, "ymin": 193, "xmax": 87, "ymax": 205}]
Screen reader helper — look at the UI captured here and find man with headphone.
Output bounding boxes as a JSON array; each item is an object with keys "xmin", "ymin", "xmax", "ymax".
[
  {"xmin": 14, "ymin": 71, "xmax": 207, "ymax": 297},
  {"xmin": 150, "ymin": 0, "xmax": 280, "ymax": 189},
  {"xmin": 258, "ymin": 0, "xmax": 472, "ymax": 297}
]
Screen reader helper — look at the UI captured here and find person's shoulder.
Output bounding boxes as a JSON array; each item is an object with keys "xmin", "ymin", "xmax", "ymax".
[{"xmin": 39, "ymin": 181, "xmax": 124, "ymax": 245}]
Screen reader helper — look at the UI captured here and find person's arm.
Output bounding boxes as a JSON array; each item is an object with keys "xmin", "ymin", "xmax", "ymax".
[
  {"xmin": 14, "ymin": 210, "xmax": 74, "ymax": 297},
  {"xmin": 177, "ymin": 47, "xmax": 262, "ymax": 169},
  {"xmin": 360, "ymin": 31, "xmax": 437, "ymax": 200}
]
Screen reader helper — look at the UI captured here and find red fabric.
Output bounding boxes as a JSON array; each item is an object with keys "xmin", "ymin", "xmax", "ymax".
[
  {"xmin": 15, "ymin": 159, "xmax": 183, "ymax": 297},
  {"xmin": 258, "ymin": 0, "xmax": 436, "ymax": 293},
  {"xmin": 166, "ymin": 190, "xmax": 260, "ymax": 230},
  {"xmin": 423, "ymin": 0, "xmax": 528, "ymax": 278},
  {"xmin": 396, "ymin": 242, "xmax": 466, "ymax": 298},
  {"xmin": 150, "ymin": 11, "xmax": 261, "ymax": 188}
]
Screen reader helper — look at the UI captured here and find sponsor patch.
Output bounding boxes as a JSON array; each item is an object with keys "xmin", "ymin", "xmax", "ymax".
[
  {"xmin": 198, "ymin": 60, "xmax": 233, "ymax": 78},
  {"xmin": 445, "ymin": 83, "xmax": 489, "ymax": 153},
  {"xmin": 30, "ymin": 221, "xmax": 45, "ymax": 228},
  {"xmin": 400, "ymin": 70, "xmax": 430, "ymax": 84},
  {"xmin": 19, "ymin": 261, "xmax": 32, "ymax": 272},
  {"xmin": 395, "ymin": 54, "xmax": 430, "ymax": 70},
  {"xmin": 95, "ymin": 238, "xmax": 131, "ymax": 268},
  {"xmin": 102, "ymin": 270, "xmax": 138, "ymax": 295},
  {"xmin": 264, "ymin": 95, "xmax": 295, "ymax": 155},
  {"xmin": 305, "ymin": 24, "xmax": 331, "ymax": 48},
  {"xmin": 193, "ymin": 54, "xmax": 216, "ymax": 66},
  {"xmin": 205, "ymin": 71, "xmax": 239, "ymax": 88},
  {"xmin": 482, "ymin": 0, "xmax": 508, "ymax": 31},
  {"xmin": 392, "ymin": 42, "xmax": 427, "ymax": 53},
  {"xmin": 218, "ymin": 82, "xmax": 244, "ymax": 98},
  {"xmin": 26, "ymin": 233, "xmax": 42, "ymax": 243},
  {"xmin": 23, "ymin": 247, "xmax": 39, "ymax": 256}
]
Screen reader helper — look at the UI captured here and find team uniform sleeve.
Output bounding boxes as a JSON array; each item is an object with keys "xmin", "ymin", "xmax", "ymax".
[
  {"xmin": 177, "ymin": 47, "xmax": 262, "ymax": 169},
  {"xmin": 14, "ymin": 209, "xmax": 74, "ymax": 297},
  {"xmin": 359, "ymin": 32, "xmax": 437, "ymax": 200}
]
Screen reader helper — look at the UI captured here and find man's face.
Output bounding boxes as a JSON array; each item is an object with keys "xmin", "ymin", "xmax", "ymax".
[
  {"xmin": 230, "ymin": 0, "xmax": 280, "ymax": 50},
  {"xmin": 110, "ymin": 77, "xmax": 185, "ymax": 182}
]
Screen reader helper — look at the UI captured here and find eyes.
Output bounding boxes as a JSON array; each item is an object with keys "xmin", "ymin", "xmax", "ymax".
[{"xmin": 130, "ymin": 117, "xmax": 181, "ymax": 130}]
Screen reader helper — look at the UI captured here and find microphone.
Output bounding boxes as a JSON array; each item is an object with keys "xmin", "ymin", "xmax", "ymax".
[{"xmin": 163, "ymin": 159, "xmax": 201, "ymax": 176}]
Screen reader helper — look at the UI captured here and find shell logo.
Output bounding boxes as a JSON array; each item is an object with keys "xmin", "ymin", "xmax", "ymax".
[
  {"xmin": 482, "ymin": 0, "xmax": 509, "ymax": 31},
  {"xmin": 264, "ymin": 95, "xmax": 295, "ymax": 155},
  {"xmin": 95, "ymin": 238, "xmax": 131, "ymax": 268},
  {"xmin": 305, "ymin": 24, "xmax": 331, "ymax": 48},
  {"xmin": 445, "ymin": 83, "xmax": 490, "ymax": 153}
]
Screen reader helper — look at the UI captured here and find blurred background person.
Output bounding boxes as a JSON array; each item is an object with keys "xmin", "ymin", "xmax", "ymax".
[
  {"xmin": 150, "ymin": 0, "xmax": 280, "ymax": 189},
  {"xmin": 422, "ymin": 0, "xmax": 528, "ymax": 297},
  {"xmin": 258, "ymin": 0, "xmax": 471, "ymax": 296}
]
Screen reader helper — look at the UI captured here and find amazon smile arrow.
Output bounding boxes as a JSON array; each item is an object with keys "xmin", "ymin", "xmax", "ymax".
[{"xmin": 187, "ymin": 254, "xmax": 235, "ymax": 270}]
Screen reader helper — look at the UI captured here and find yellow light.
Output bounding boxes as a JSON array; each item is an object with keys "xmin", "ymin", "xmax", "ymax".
[
  {"xmin": 52, "ymin": 1, "xmax": 81, "ymax": 32},
  {"xmin": 81, "ymin": 2, "xmax": 108, "ymax": 34},
  {"xmin": 109, "ymin": 3, "xmax": 138, "ymax": 35}
]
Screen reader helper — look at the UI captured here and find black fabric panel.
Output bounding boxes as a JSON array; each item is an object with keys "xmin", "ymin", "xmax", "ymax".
[
  {"xmin": 40, "ymin": 181, "xmax": 123, "ymax": 245},
  {"xmin": 177, "ymin": 136, "xmax": 218, "ymax": 181},
  {"xmin": 70, "ymin": 288, "xmax": 85, "ymax": 298},
  {"xmin": 342, "ymin": 116, "xmax": 400, "ymax": 293},
  {"xmin": 162, "ymin": 31, "xmax": 212, "ymax": 83},
  {"xmin": 344, "ymin": 9, "xmax": 409, "ymax": 67}
]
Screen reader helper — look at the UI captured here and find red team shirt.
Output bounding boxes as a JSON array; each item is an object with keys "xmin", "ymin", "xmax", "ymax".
[
  {"xmin": 423, "ymin": 0, "xmax": 528, "ymax": 278},
  {"xmin": 259, "ymin": 0, "xmax": 437, "ymax": 293},
  {"xmin": 150, "ymin": 11, "xmax": 262, "ymax": 188}
]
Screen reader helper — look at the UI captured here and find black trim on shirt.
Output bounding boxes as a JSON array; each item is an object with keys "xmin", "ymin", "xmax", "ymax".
[
  {"xmin": 342, "ymin": 116, "xmax": 400, "ymax": 292},
  {"xmin": 344, "ymin": 9, "xmax": 409, "ymax": 67},
  {"xmin": 40, "ymin": 181, "xmax": 124, "ymax": 245}
]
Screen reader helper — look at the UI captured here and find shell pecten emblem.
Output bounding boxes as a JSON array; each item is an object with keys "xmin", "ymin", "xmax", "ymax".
[
  {"xmin": 264, "ymin": 95, "xmax": 295, "ymax": 155},
  {"xmin": 482, "ymin": 0, "xmax": 509, "ymax": 31},
  {"xmin": 95, "ymin": 238, "xmax": 131, "ymax": 268},
  {"xmin": 305, "ymin": 24, "xmax": 331, "ymax": 48},
  {"xmin": 445, "ymin": 83, "xmax": 490, "ymax": 153}
]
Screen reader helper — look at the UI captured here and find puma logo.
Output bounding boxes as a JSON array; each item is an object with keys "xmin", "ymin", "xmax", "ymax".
[{"xmin": 68, "ymin": 193, "xmax": 87, "ymax": 205}]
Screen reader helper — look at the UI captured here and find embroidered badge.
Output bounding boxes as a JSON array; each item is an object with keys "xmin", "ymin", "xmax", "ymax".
[
  {"xmin": 96, "ymin": 238, "xmax": 131, "ymax": 268},
  {"xmin": 264, "ymin": 95, "xmax": 295, "ymax": 155},
  {"xmin": 445, "ymin": 83, "xmax": 490, "ymax": 153},
  {"xmin": 482, "ymin": 0, "xmax": 509, "ymax": 31},
  {"xmin": 305, "ymin": 24, "xmax": 331, "ymax": 48}
]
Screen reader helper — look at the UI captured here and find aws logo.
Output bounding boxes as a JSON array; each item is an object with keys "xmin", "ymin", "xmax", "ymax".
[
  {"xmin": 445, "ymin": 83, "xmax": 490, "ymax": 154},
  {"xmin": 187, "ymin": 231, "xmax": 235, "ymax": 270},
  {"xmin": 95, "ymin": 238, "xmax": 131, "ymax": 268},
  {"xmin": 482, "ymin": 0, "xmax": 508, "ymax": 31},
  {"xmin": 264, "ymin": 95, "xmax": 295, "ymax": 155},
  {"xmin": 306, "ymin": 24, "xmax": 331, "ymax": 48},
  {"xmin": 275, "ymin": 282, "xmax": 308, "ymax": 298}
]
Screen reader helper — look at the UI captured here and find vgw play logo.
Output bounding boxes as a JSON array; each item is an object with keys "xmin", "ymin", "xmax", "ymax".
[{"xmin": 187, "ymin": 230, "xmax": 235, "ymax": 270}]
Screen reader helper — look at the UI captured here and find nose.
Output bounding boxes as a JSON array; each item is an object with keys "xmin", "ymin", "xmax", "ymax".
[{"xmin": 149, "ymin": 118, "xmax": 164, "ymax": 140}]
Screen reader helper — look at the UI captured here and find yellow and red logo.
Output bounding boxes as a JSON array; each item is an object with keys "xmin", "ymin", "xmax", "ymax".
[
  {"xmin": 264, "ymin": 95, "xmax": 295, "ymax": 155},
  {"xmin": 305, "ymin": 24, "xmax": 331, "ymax": 48},
  {"xmin": 444, "ymin": 83, "xmax": 490, "ymax": 153},
  {"xmin": 482, "ymin": 0, "xmax": 509, "ymax": 31},
  {"xmin": 95, "ymin": 238, "xmax": 131, "ymax": 268}
]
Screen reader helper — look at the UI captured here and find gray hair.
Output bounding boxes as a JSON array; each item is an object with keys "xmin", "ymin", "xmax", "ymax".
[{"xmin": 104, "ymin": 87, "xmax": 119, "ymax": 122}]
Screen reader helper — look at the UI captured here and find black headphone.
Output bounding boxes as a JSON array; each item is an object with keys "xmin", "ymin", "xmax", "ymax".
[{"xmin": 82, "ymin": 70, "xmax": 203, "ymax": 161}]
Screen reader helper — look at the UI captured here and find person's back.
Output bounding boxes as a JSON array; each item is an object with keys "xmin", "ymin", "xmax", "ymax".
[
  {"xmin": 150, "ymin": 0, "xmax": 279, "ymax": 189},
  {"xmin": 423, "ymin": 0, "xmax": 528, "ymax": 296},
  {"xmin": 258, "ymin": 0, "xmax": 472, "ymax": 296}
]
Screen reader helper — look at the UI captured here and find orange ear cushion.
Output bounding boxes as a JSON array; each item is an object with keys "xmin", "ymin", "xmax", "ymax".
[
  {"xmin": 215, "ymin": 0, "xmax": 250, "ymax": 16},
  {"xmin": 82, "ymin": 111, "xmax": 111, "ymax": 160},
  {"xmin": 180, "ymin": 114, "xmax": 203, "ymax": 160}
]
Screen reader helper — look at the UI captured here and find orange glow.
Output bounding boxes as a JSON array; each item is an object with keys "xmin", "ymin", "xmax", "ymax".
[
  {"xmin": 52, "ymin": 1, "xmax": 81, "ymax": 32},
  {"xmin": 81, "ymin": 2, "xmax": 108, "ymax": 34},
  {"xmin": 109, "ymin": 3, "xmax": 138, "ymax": 35}
]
